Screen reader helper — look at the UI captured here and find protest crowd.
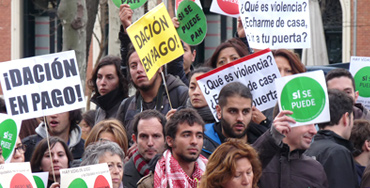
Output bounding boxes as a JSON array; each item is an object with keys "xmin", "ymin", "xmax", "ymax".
[{"xmin": 2, "ymin": 1, "xmax": 370, "ymax": 188}]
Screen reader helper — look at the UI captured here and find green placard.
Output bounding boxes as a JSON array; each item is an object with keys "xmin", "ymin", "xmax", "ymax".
[
  {"xmin": 112, "ymin": 0, "xmax": 148, "ymax": 9},
  {"xmin": 354, "ymin": 66, "xmax": 370, "ymax": 98},
  {"xmin": 280, "ymin": 76, "xmax": 326, "ymax": 122},
  {"xmin": 176, "ymin": 0, "xmax": 207, "ymax": 45},
  {"xmin": 0, "ymin": 119, "xmax": 17, "ymax": 161}
]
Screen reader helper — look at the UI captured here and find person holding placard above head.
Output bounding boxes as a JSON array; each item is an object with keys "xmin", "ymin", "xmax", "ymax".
[
  {"xmin": 305, "ymin": 89, "xmax": 358, "ymax": 188},
  {"xmin": 251, "ymin": 106, "xmax": 328, "ymax": 188},
  {"xmin": 81, "ymin": 141, "xmax": 125, "ymax": 188},
  {"xmin": 117, "ymin": 4, "xmax": 188, "ymax": 145},
  {"xmin": 84, "ymin": 119, "xmax": 128, "ymax": 155},
  {"xmin": 199, "ymin": 139, "xmax": 262, "ymax": 188},
  {"xmin": 326, "ymin": 68, "xmax": 370, "ymax": 121},
  {"xmin": 30, "ymin": 137, "xmax": 73, "ymax": 188},
  {"xmin": 88, "ymin": 56, "xmax": 129, "ymax": 124},
  {"xmin": 22, "ymin": 109, "xmax": 84, "ymax": 162}
]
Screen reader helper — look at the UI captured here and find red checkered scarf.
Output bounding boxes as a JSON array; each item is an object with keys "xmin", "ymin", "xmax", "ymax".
[{"xmin": 153, "ymin": 150, "xmax": 208, "ymax": 188}]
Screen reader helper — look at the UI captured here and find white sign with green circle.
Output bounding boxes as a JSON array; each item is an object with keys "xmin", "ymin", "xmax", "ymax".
[
  {"xmin": 0, "ymin": 114, "xmax": 21, "ymax": 163},
  {"xmin": 350, "ymin": 56, "xmax": 370, "ymax": 110},
  {"xmin": 176, "ymin": 0, "xmax": 207, "ymax": 45},
  {"xmin": 275, "ymin": 70, "xmax": 329, "ymax": 127}
]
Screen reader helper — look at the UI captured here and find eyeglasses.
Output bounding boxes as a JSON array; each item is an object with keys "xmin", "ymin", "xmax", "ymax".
[{"xmin": 14, "ymin": 144, "xmax": 26, "ymax": 154}]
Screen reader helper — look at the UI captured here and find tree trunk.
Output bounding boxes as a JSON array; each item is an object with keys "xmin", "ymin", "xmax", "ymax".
[
  {"xmin": 57, "ymin": 0, "xmax": 88, "ymax": 91},
  {"xmin": 85, "ymin": 0, "xmax": 99, "ymax": 61}
]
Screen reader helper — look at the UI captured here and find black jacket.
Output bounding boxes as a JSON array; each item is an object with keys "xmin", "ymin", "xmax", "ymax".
[
  {"xmin": 305, "ymin": 130, "xmax": 359, "ymax": 188},
  {"xmin": 253, "ymin": 130, "xmax": 328, "ymax": 188},
  {"xmin": 123, "ymin": 157, "xmax": 143, "ymax": 188}
]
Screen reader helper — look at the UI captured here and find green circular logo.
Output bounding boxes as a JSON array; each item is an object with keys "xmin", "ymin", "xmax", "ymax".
[
  {"xmin": 68, "ymin": 178, "xmax": 88, "ymax": 188},
  {"xmin": 280, "ymin": 77, "xmax": 326, "ymax": 122},
  {"xmin": 33, "ymin": 176, "xmax": 45, "ymax": 188},
  {"xmin": 176, "ymin": 0, "xmax": 207, "ymax": 45},
  {"xmin": 0, "ymin": 119, "xmax": 17, "ymax": 160},
  {"xmin": 354, "ymin": 66, "xmax": 370, "ymax": 97},
  {"xmin": 112, "ymin": 0, "xmax": 148, "ymax": 9}
]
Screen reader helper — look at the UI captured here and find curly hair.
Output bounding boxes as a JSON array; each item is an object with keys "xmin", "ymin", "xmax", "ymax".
[
  {"xmin": 199, "ymin": 139, "xmax": 262, "ymax": 188},
  {"xmin": 84, "ymin": 119, "xmax": 128, "ymax": 155}
]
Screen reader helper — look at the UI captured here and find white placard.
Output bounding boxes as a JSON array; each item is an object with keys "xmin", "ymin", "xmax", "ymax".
[
  {"xmin": 0, "ymin": 50, "xmax": 85, "ymax": 120},
  {"xmin": 275, "ymin": 70, "xmax": 330, "ymax": 127},
  {"xmin": 0, "ymin": 162, "xmax": 37, "ymax": 188},
  {"xmin": 60, "ymin": 163, "xmax": 112, "ymax": 188},
  {"xmin": 33, "ymin": 172, "xmax": 49, "ymax": 188},
  {"xmin": 210, "ymin": 0, "xmax": 239, "ymax": 18},
  {"xmin": 0, "ymin": 114, "xmax": 22, "ymax": 163},
  {"xmin": 238, "ymin": 0, "xmax": 311, "ymax": 49},
  {"xmin": 197, "ymin": 49, "xmax": 280, "ymax": 121},
  {"xmin": 350, "ymin": 56, "xmax": 370, "ymax": 110}
]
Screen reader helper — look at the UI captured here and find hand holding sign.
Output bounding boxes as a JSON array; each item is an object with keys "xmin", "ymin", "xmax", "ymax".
[
  {"xmin": 176, "ymin": 0, "xmax": 207, "ymax": 45},
  {"xmin": 275, "ymin": 70, "xmax": 329, "ymax": 127},
  {"xmin": 119, "ymin": 4, "xmax": 133, "ymax": 30},
  {"xmin": 112, "ymin": 0, "xmax": 147, "ymax": 9}
]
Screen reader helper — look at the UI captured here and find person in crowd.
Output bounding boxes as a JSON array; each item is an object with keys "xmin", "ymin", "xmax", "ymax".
[
  {"xmin": 202, "ymin": 82, "xmax": 253, "ymax": 158},
  {"xmin": 10, "ymin": 136, "xmax": 25, "ymax": 163},
  {"xmin": 326, "ymin": 68, "xmax": 370, "ymax": 120},
  {"xmin": 30, "ymin": 137, "xmax": 73, "ymax": 188},
  {"xmin": 207, "ymin": 38, "xmax": 249, "ymax": 68},
  {"xmin": 182, "ymin": 42, "xmax": 197, "ymax": 79},
  {"xmin": 84, "ymin": 119, "xmax": 128, "ymax": 155},
  {"xmin": 117, "ymin": 5, "xmax": 189, "ymax": 145},
  {"xmin": 199, "ymin": 139, "xmax": 262, "ymax": 188},
  {"xmin": 0, "ymin": 145, "xmax": 4, "ymax": 164},
  {"xmin": 79, "ymin": 110, "xmax": 96, "ymax": 140},
  {"xmin": 81, "ymin": 141, "xmax": 125, "ymax": 188},
  {"xmin": 137, "ymin": 108, "xmax": 207, "ymax": 187},
  {"xmin": 252, "ymin": 108, "xmax": 328, "ymax": 188},
  {"xmin": 272, "ymin": 49, "xmax": 306, "ymax": 77},
  {"xmin": 88, "ymin": 55, "xmax": 129, "ymax": 123},
  {"xmin": 23, "ymin": 110, "xmax": 84, "ymax": 161},
  {"xmin": 123, "ymin": 110, "xmax": 166, "ymax": 188},
  {"xmin": 349, "ymin": 119, "xmax": 370, "ymax": 184},
  {"xmin": 305, "ymin": 89, "xmax": 358, "ymax": 188}
]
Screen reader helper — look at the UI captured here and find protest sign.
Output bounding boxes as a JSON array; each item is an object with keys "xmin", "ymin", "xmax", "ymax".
[
  {"xmin": 197, "ymin": 49, "xmax": 280, "ymax": 121},
  {"xmin": 127, "ymin": 3, "xmax": 184, "ymax": 80},
  {"xmin": 33, "ymin": 172, "xmax": 48, "ymax": 188},
  {"xmin": 0, "ymin": 50, "xmax": 85, "ymax": 120},
  {"xmin": 0, "ymin": 162, "xmax": 37, "ymax": 188},
  {"xmin": 176, "ymin": 0, "xmax": 207, "ymax": 45},
  {"xmin": 275, "ymin": 70, "xmax": 329, "ymax": 127},
  {"xmin": 60, "ymin": 163, "xmax": 112, "ymax": 188},
  {"xmin": 112, "ymin": 0, "xmax": 147, "ymax": 9},
  {"xmin": 0, "ymin": 114, "xmax": 21, "ymax": 163},
  {"xmin": 238, "ymin": 0, "xmax": 310, "ymax": 49},
  {"xmin": 176, "ymin": 0, "xmax": 202, "ymax": 14},
  {"xmin": 350, "ymin": 56, "xmax": 370, "ymax": 109},
  {"xmin": 210, "ymin": 0, "xmax": 239, "ymax": 18}
]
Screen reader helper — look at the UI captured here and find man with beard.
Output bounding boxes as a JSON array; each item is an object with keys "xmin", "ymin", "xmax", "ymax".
[
  {"xmin": 123, "ymin": 110, "xmax": 166, "ymax": 188},
  {"xmin": 137, "ymin": 108, "xmax": 207, "ymax": 188},
  {"xmin": 202, "ymin": 82, "xmax": 252, "ymax": 158},
  {"xmin": 116, "ymin": 4, "xmax": 188, "ymax": 145}
]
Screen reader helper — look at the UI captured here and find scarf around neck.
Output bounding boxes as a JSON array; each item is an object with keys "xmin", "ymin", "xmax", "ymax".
[
  {"xmin": 133, "ymin": 151, "xmax": 150, "ymax": 176},
  {"xmin": 153, "ymin": 150, "xmax": 208, "ymax": 188}
]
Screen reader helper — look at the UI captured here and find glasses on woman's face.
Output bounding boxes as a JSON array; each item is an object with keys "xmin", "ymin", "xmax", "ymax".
[{"xmin": 14, "ymin": 144, "xmax": 26, "ymax": 154}]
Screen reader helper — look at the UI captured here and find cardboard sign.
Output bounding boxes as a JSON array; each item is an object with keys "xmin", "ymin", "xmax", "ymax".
[
  {"xmin": 0, "ymin": 162, "xmax": 37, "ymax": 188},
  {"xmin": 33, "ymin": 172, "xmax": 49, "ymax": 188},
  {"xmin": 176, "ymin": 0, "xmax": 207, "ymax": 45},
  {"xmin": 197, "ymin": 49, "xmax": 280, "ymax": 121},
  {"xmin": 350, "ymin": 56, "xmax": 370, "ymax": 109},
  {"xmin": 210, "ymin": 0, "xmax": 239, "ymax": 18},
  {"xmin": 238, "ymin": 0, "xmax": 311, "ymax": 49},
  {"xmin": 0, "ymin": 50, "xmax": 85, "ymax": 120},
  {"xmin": 127, "ymin": 3, "xmax": 184, "ymax": 80},
  {"xmin": 60, "ymin": 163, "xmax": 112, "ymax": 188},
  {"xmin": 275, "ymin": 70, "xmax": 329, "ymax": 127},
  {"xmin": 0, "ymin": 114, "xmax": 22, "ymax": 163},
  {"xmin": 112, "ymin": 0, "xmax": 148, "ymax": 9}
]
